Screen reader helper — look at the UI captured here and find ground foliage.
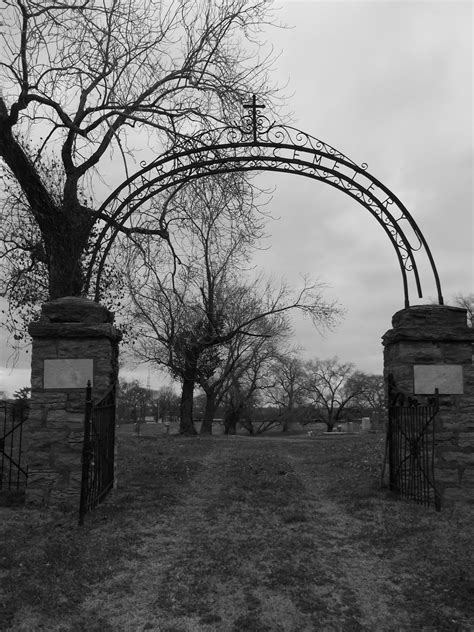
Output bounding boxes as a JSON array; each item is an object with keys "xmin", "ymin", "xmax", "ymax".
[{"xmin": 0, "ymin": 432, "xmax": 473, "ymax": 631}]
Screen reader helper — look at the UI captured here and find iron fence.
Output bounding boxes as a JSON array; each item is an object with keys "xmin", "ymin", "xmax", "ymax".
[
  {"xmin": 384, "ymin": 377, "xmax": 441, "ymax": 510},
  {"xmin": 0, "ymin": 401, "xmax": 28, "ymax": 498},
  {"xmin": 79, "ymin": 382, "xmax": 116, "ymax": 524}
]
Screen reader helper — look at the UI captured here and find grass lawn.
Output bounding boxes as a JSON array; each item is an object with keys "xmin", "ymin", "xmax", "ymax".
[{"xmin": 0, "ymin": 430, "xmax": 473, "ymax": 631}]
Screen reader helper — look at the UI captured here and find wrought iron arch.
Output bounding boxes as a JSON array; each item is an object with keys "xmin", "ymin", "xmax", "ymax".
[{"xmin": 91, "ymin": 97, "xmax": 443, "ymax": 308}]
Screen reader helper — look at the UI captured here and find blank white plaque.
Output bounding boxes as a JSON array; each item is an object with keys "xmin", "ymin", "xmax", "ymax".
[
  {"xmin": 414, "ymin": 364, "xmax": 463, "ymax": 395},
  {"xmin": 44, "ymin": 359, "xmax": 93, "ymax": 389}
]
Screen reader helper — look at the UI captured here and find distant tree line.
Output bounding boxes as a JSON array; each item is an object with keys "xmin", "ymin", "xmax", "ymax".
[
  {"xmin": 116, "ymin": 381, "xmax": 180, "ymax": 426},
  {"xmin": 118, "ymin": 355, "xmax": 385, "ymax": 435}
]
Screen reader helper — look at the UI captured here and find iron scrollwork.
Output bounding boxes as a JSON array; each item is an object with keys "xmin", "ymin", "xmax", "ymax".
[{"xmin": 91, "ymin": 95, "xmax": 444, "ymax": 309}]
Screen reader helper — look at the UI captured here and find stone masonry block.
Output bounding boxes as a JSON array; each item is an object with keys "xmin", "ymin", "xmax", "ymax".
[
  {"xmin": 391, "ymin": 305, "xmax": 468, "ymax": 329},
  {"xmin": 438, "ymin": 453, "xmax": 474, "ymax": 466},
  {"xmin": 436, "ymin": 475, "xmax": 460, "ymax": 490},
  {"xmin": 46, "ymin": 410, "xmax": 84, "ymax": 426},
  {"xmin": 28, "ymin": 468, "xmax": 59, "ymax": 484},
  {"xmin": 34, "ymin": 432, "xmax": 68, "ymax": 450},
  {"xmin": 33, "ymin": 392, "xmax": 75, "ymax": 407},
  {"xmin": 31, "ymin": 338, "xmax": 60, "ymax": 353},
  {"xmin": 443, "ymin": 488, "xmax": 473, "ymax": 505},
  {"xmin": 458, "ymin": 434, "xmax": 474, "ymax": 448},
  {"xmin": 66, "ymin": 391, "xmax": 88, "ymax": 412},
  {"xmin": 31, "ymin": 374, "xmax": 43, "ymax": 390},
  {"xmin": 44, "ymin": 410, "xmax": 70, "ymax": 425},
  {"xmin": 41, "ymin": 297, "xmax": 113, "ymax": 324},
  {"xmin": 439, "ymin": 343, "xmax": 473, "ymax": 363},
  {"xmin": 27, "ymin": 299, "xmax": 120, "ymax": 509},
  {"xmin": 459, "ymin": 468, "xmax": 474, "ymax": 487},
  {"xmin": 68, "ymin": 437, "xmax": 84, "ymax": 448},
  {"xmin": 26, "ymin": 451, "xmax": 53, "ymax": 469}
]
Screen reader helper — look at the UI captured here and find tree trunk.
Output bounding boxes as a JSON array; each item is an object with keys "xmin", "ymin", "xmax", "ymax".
[
  {"xmin": 200, "ymin": 391, "xmax": 217, "ymax": 435},
  {"xmin": 223, "ymin": 409, "xmax": 238, "ymax": 434},
  {"xmin": 326, "ymin": 413, "xmax": 335, "ymax": 432},
  {"xmin": 224, "ymin": 403, "xmax": 244, "ymax": 435},
  {"xmin": 240, "ymin": 417, "xmax": 254, "ymax": 435},
  {"xmin": 179, "ymin": 375, "xmax": 197, "ymax": 436},
  {"xmin": 0, "ymin": 105, "xmax": 95, "ymax": 299},
  {"xmin": 44, "ymin": 200, "xmax": 94, "ymax": 298},
  {"xmin": 282, "ymin": 394, "xmax": 294, "ymax": 433},
  {"xmin": 46, "ymin": 227, "xmax": 86, "ymax": 298},
  {"xmin": 281, "ymin": 407, "xmax": 292, "ymax": 433}
]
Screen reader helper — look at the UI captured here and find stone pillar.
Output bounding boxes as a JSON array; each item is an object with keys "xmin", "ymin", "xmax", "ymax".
[
  {"xmin": 383, "ymin": 305, "xmax": 474, "ymax": 507},
  {"xmin": 26, "ymin": 297, "xmax": 122, "ymax": 510}
]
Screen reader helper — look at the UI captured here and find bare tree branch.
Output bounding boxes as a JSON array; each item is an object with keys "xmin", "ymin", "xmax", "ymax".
[{"xmin": 0, "ymin": 0, "xmax": 279, "ymax": 320}]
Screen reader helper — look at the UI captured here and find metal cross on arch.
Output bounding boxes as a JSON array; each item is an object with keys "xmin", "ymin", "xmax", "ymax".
[
  {"xmin": 90, "ymin": 95, "xmax": 444, "ymax": 309},
  {"xmin": 242, "ymin": 94, "xmax": 266, "ymax": 143}
]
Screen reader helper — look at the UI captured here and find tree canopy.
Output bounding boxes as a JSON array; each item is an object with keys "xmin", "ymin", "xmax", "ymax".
[{"xmin": 0, "ymin": 0, "xmax": 278, "ymax": 336}]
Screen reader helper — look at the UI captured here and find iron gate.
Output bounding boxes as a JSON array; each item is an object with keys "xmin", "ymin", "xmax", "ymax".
[
  {"xmin": 0, "ymin": 401, "xmax": 28, "ymax": 499},
  {"xmin": 385, "ymin": 375, "xmax": 441, "ymax": 510},
  {"xmin": 79, "ymin": 382, "xmax": 116, "ymax": 524}
]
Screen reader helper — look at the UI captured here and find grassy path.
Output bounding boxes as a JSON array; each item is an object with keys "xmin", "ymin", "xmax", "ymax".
[
  {"xmin": 1, "ymin": 433, "xmax": 473, "ymax": 631},
  {"xmin": 283, "ymin": 447, "xmax": 411, "ymax": 630}
]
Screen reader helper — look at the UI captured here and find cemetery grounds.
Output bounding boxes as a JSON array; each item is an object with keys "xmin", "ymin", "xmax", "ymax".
[{"xmin": 0, "ymin": 427, "xmax": 473, "ymax": 631}]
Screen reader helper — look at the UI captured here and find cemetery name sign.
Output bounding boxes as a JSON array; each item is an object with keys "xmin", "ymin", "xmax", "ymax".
[
  {"xmin": 414, "ymin": 364, "xmax": 464, "ymax": 395},
  {"xmin": 43, "ymin": 359, "xmax": 94, "ymax": 389}
]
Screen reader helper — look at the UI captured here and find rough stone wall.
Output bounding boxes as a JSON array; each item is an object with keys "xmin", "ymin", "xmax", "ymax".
[
  {"xmin": 26, "ymin": 297, "xmax": 121, "ymax": 510},
  {"xmin": 383, "ymin": 305, "xmax": 474, "ymax": 508}
]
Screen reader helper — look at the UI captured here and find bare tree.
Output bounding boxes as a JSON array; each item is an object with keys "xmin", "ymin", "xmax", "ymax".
[
  {"xmin": 200, "ymin": 312, "xmax": 291, "ymax": 434},
  {"xmin": 129, "ymin": 263, "xmax": 336, "ymax": 435},
  {"xmin": 222, "ymin": 333, "xmax": 281, "ymax": 435},
  {"xmin": 303, "ymin": 357, "xmax": 368, "ymax": 432},
  {"xmin": 265, "ymin": 352, "xmax": 307, "ymax": 431},
  {"xmin": 154, "ymin": 386, "xmax": 180, "ymax": 425},
  {"xmin": 116, "ymin": 378, "xmax": 151, "ymax": 425},
  {"xmin": 347, "ymin": 373, "xmax": 385, "ymax": 424},
  {"xmin": 125, "ymin": 174, "xmax": 340, "ymax": 434},
  {"xmin": 0, "ymin": 0, "xmax": 278, "ymax": 334},
  {"xmin": 125, "ymin": 174, "xmax": 264, "ymax": 433}
]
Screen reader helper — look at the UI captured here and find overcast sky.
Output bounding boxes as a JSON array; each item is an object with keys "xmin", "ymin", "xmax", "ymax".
[
  {"xmin": 0, "ymin": 0, "xmax": 472, "ymax": 395},
  {"xmin": 255, "ymin": 0, "xmax": 473, "ymax": 372}
]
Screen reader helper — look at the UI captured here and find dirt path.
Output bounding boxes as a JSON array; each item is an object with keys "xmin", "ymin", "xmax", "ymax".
[
  {"xmin": 284, "ymin": 447, "xmax": 412, "ymax": 631},
  {"xmin": 3, "ymin": 434, "xmax": 473, "ymax": 631},
  {"xmin": 83, "ymin": 437, "xmax": 437, "ymax": 630}
]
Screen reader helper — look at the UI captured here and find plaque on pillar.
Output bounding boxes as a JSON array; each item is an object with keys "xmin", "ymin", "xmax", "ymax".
[
  {"xmin": 414, "ymin": 364, "xmax": 463, "ymax": 395},
  {"xmin": 43, "ymin": 358, "xmax": 94, "ymax": 389}
]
